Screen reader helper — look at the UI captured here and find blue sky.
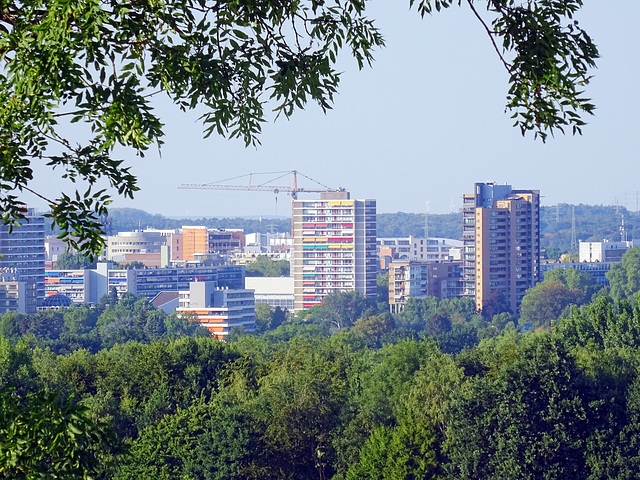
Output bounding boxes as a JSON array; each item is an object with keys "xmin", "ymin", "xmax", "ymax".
[{"xmin": 27, "ymin": 1, "xmax": 640, "ymax": 218}]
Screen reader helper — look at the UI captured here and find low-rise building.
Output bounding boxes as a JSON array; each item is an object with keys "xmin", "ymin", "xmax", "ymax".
[
  {"xmin": 45, "ymin": 263, "xmax": 245, "ymax": 303},
  {"xmin": 245, "ymin": 232, "xmax": 292, "ymax": 255},
  {"xmin": 45, "ymin": 235, "xmax": 73, "ymax": 263},
  {"xmin": 177, "ymin": 282, "xmax": 255, "ymax": 340},
  {"xmin": 245, "ymin": 276, "xmax": 294, "ymax": 310},
  {"xmin": 377, "ymin": 236, "xmax": 462, "ymax": 264},
  {"xmin": 388, "ymin": 262, "xmax": 428, "ymax": 314},
  {"xmin": 182, "ymin": 227, "xmax": 244, "ymax": 261},
  {"xmin": 0, "ymin": 279, "xmax": 35, "ymax": 314},
  {"xmin": 44, "ymin": 269, "xmax": 92, "ymax": 303},
  {"xmin": 579, "ymin": 240, "xmax": 635, "ymax": 263},
  {"xmin": 107, "ymin": 229, "xmax": 180, "ymax": 266},
  {"xmin": 540, "ymin": 261, "xmax": 614, "ymax": 286},
  {"xmin": 388, "ymin": 260, "xmax": 463, "ymax": 313}
]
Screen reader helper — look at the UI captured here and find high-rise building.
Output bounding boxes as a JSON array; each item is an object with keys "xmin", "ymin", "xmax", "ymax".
[
  {"xmin": 292, "ymin": 191, "xmax": 376, "ymax": 311},
  {"xmin": 462, "ymin": 183, "xmax": 540, "ymax": 314},
  {"xmin": 0, "ymin": 208, "xmax": 45, "ymax": 311}
]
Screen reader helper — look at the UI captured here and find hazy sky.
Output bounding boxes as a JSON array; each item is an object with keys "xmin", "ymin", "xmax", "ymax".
[{"xmin": 26, "ymin": 1, "xmax": 640, "ymax": 218}]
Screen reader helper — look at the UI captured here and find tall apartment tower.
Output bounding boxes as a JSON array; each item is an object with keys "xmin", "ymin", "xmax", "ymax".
[
  {"xmin": 0, "ymin": 208, "xmax": 46, "ymax": 311},
  {"xmin": 292, "ymin": 191, "xmax": 376, "ymax": 311},
  {"xmin": 462, "ymin": 183, "xmax": 540, "ymax": 315}
]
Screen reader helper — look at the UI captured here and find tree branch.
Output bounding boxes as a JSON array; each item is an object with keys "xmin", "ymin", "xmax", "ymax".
[
  {"xmin": 21, "ymin": 185, "xmax": 55, "ymax": 205},
  {"xmin": 467, "ymin": 0, "xmax": 511, "ymax": 72}
]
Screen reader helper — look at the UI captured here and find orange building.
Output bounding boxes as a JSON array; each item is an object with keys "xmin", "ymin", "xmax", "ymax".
[{"xmin": 182, "ymin": 226, "xmax": 209, "ymax": 261}]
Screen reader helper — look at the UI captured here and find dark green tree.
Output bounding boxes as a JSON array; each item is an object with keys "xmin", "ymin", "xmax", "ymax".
[
  {"xmin": 447, "ymin": 333, "xmax": 591, "ymax": 479},
  {"xmin": 54, "ymin": 251, "xmax": 97, "ymax": 269},
  {"xmin": 245, "ymin": 256, "xmax": 290, "ymax": 277},
  {"xmin": 0, "ymin": 388, "xmax": 117, "ymax": 480},
  {"xmin": 254, "ymin": 303, "xmax": 274, "ymax": 334},
  {"xmin": 0, "ymin": 311, "xmax": 22, "ymax": 340},
  {"xmin": 115, "ymin": 395, "xmax": 263, "ymax": 480},
  {"xmin": 607, "ymin": 247, "xmax": 640, "ymax": 301},
  {"xmin": 424, "ymin": 309, "xmax": 452, "ymax": 338},
  {"xmin": 351, "ymin": 313, "xmax": 396, "ymax": 349},
  {"xmin": 480, "ymin": 290, "xmax": 511, "ymax": 320},
  {"xmin": 544, "ymin": 267, "xmax": 599, "ymax": 299},
  {"xmin": 377, "ymin": 273, "xmax": 389, "ymax": 306},
  {"xmin": 519, "ymin": 279, "xmax": 583, "ymax": 328}
]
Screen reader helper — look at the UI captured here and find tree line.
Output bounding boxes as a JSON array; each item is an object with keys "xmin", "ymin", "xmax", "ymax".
[{"xmin": 4, "ymin": 289, "xmax": 640, "ymax": 479}]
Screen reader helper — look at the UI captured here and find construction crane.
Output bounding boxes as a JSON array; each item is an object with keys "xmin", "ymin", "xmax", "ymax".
[{"xmin": 178, "ymin": 170, "xmax": 340, "ymax": 200}]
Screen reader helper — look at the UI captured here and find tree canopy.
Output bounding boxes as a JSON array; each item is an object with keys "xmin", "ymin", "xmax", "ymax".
[
  {"xmin": 244, "ymin": 256, "xmax": 290, "ymax": 277},
  {"xmin": 1, "ymin": 0, "xmax": 598, "ymax": 255},
  {"xmin": 8, "ymin": 277, "xmax": 640, "ymax": 477}
]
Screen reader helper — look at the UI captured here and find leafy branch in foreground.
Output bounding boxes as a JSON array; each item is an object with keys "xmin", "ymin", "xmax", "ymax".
[
  {"xmin": 411, "ymin": 0, "xmax": 598, "ymax": 141},
  {"xmin": 0, "ymin": 0, "xmax": 383, "ymax": 255},
  {"xmin": 0, "ymin": 387, "xmax": 118, "ymax": 479},
  {"xmin": 0, "ymin": 0, "xmax": 597, "ymax": 255}
]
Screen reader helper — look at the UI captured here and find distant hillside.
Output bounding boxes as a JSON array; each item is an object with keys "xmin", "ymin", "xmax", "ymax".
[
  {"xmin": 104, "ymin": 208, "xmax": 292, "ymax": 235},
  {"xmin": 380, "ymin": 205, "xmax": 639, "ymax": 252},
  {"xmin": 540, "ymin": 204, "xmax": 638, "ymax": 252},
  {"xmin": 376, "ymin": 212, "xmax": 461, "ymax": 239},
  {"xmin": 46, "ymin": 205, "xmax": 637, "ymax": 255}
]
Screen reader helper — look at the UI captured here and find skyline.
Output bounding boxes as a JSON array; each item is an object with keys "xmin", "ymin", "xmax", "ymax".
[{"xmin": 24, "ymin": 1, "xmax": 640, "ymax": 218}]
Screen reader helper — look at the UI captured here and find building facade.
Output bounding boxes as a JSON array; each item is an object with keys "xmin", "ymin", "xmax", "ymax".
[
  {"xmin": 427, "ymin": 261, "xmax": 463, "ymax": 301},
  {"xmin": 245, "ymin": 276, "xmax": 294, "ymax": 311},
  {"xmin": 540, "ymin": 261, "xmax": 613, "ymax": 286},
  {"xmin": 244, "ymin": 232, "xmax": 291, "ymax": 255},
  {"xmin": 0, "ymin": 277, "xmax": 35, "ymax": 314},
  {"xmin": 106, "ymin": 229, "xmax": 180, "ymax": 266},
  {"xmin": 388, "ymin": 262, "xmax": 428, "ymax": 314},
  {"xmin": 462, "ymin": 183, "xmax": 540, "ymax": 314},
  {"xmin": 177, "ymin": 282, "xmax": 255, "ymax": 340},
  {"xmin": 292, "ymin": 191, "xmax": 376, "ymax": 311},
  {"xmin": 388, "ymin": 260, "xmax": 463, "ymax": 313},
  {"xmin": 44, "ymin": 269, "xmax": 91, "ymax": 303},
  {"xmin": 45, "ymin": 263, "xmax": 245, "ymax": 303},
  {"xmin": 0, "ymin": 208, "xmax": 45, "ymax": 310},
  {"xmin": 578, "ymin": 240, "xmax": 635, "ymax": 263},
  {"xmin": 182, "ymin": 227, "xmax": 243, "ymax": 261},
  {"xmin": 377, "ymin": 237, "xmax": 462, "ymax": 262}
]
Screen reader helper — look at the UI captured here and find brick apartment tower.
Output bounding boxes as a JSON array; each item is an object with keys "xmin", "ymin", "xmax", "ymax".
[
  {"xmin": 462, "ymin": 183, "xmax": 540, "ymax": 315},
  {"xmin": 292, "ymin": 191, "xmax": 377, "ymax": 311}
]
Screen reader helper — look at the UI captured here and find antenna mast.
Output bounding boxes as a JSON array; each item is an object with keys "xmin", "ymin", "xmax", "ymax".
[
  {"xmin": 570, "ymin": 207, "xmax": 577, "ymax": 253},
  {"xmin": 424, "ymin": 201, "xmax": 430, "ymax": 240}
]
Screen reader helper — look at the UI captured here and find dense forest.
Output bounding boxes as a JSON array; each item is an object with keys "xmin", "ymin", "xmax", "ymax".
[
  {"xmin": 5, "ymin": 248, "xmax": 640, "ymax": 479},
  {"xmin": 66, "ymin": 204, "xmax": 638, "ymax": 255},
  {"xmin": 5, "ymin": 287, "xmax": 640, "ymax": 478}
]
